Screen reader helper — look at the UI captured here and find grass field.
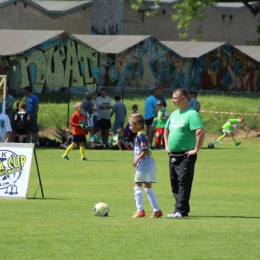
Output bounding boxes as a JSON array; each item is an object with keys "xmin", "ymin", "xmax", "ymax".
[{"xmin": 1, "ymin": 137, "xmax": 260, "ymax": 259}]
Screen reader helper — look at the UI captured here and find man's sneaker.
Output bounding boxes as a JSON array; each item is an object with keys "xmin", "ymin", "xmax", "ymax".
[
  {"xmin": 167, "ymin": 212, "xmax": 183, "ymax": 219},
  {"xmin": 173, "ymin": 212, "xmax": 183, "ymax": 218},
  {"xmin": 235, "ymin": 142, "xmax": 241, "ymax": 146},
  {"xmin": 62, "ymin": 155, "xmax": 69, "ymax": 161},
  {"xmin": 132, "ymin": 210, "xmax": 146, "ymax": 218},
  {"xmin": 150, "ymin": 210, "xmax": 163, "ymax": 218},
  {"xmin": 81, "ymin": 157, "xmax": 88, "ymax": 161},
  {"xmin": 215, "ymin": 140, "xmax": 219, "ymax": 146}
]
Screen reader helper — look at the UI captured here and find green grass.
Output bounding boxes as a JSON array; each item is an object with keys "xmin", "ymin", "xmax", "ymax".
[
  {"xmin": 35, "ymin": 94, "xmax": 260, "ymax": 140},
  {"xmin": 1, "ymin": 138, "xmax": 260, "ymax": 259}
]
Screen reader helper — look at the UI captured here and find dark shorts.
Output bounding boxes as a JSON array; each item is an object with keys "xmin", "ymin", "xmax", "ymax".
[
  {"xmin": 97, "ymin": 119, "xmax": 111, "ymax": 130},
  {"xmin": 72, "ymin": 135, "xmax": 86, "ymax": 144},
  {"xmin": 28, "ymin": 116, "xmax": 39, "ymax": 134},
  {"xmin": 145, "ymin": 118, "xmax": 154, "ymax": 126}
]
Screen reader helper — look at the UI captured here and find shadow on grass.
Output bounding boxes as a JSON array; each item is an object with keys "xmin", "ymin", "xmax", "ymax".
[
  {"xmin": 27, "ymin": 197, "xmax": 64, "ymax": 200},
  {"xmin": 189, "ymin": 215, "xmax": 260, "ymax": 219}
]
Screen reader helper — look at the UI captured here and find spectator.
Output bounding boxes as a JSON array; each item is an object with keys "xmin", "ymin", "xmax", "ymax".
[
  {"xmin": 157, "ymin": 87, "xmax": 167, "ymax": 107},
  {"xmin": 14, "ymin": 102, "xmax": 29, "ymax": 143},
  {"xmin": 5, "ymin": 87, "xmax": 14, "ymax": 121},
  {"xmin": 144, "ymin": 88, "xmax": 158, "ymax": 145},
  {"xmin": 92, "ymin": 92, "xmax": 100, "ymax": 133},
  {"xmin": 154, "ymin": 101, "xmax": 169, "ymax": 149},
  {"xmin": 108, "ymin": 128, "xmax": 124, "ymax": 150},
  {"xmin": 60, "ymin": 130, "xmax": 73, "ymax": 149},
  {"xmin": 188, "ymin": 90, "xmax": 198, "ymax": 110},
  {"xmin": 193, "ymin": 91, "xmax": 201, "ymax": 112},
  {"xmin": 0, "ymin": 104, "xmax": 12, "ymax": 143},
  {"xmin": 111, "ymin": 95, "xmax": 127, "ymax": 135},
  {"xmin": 25, "ymin": 86, "xmax": 40, "ymax": 146},
  {"xmin": 89, "ymin": 127, "xmax": 106, "ymax": 149},
  {"xmin": 82, "ymin": 92, "xmax": 94, "ymax": 136},
  {"xmin": 96, "ymin": 88, "xmax": 113, "ymax": 146}
]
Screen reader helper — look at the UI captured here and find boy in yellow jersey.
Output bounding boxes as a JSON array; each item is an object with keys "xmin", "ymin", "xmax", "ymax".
[
  {"xmin": 62, "ymin": 102, "xmax": 88, "ymax": 161},
  {"xmin": 129, "ymin": 113, "xmax": 163, "ymax": 218}
]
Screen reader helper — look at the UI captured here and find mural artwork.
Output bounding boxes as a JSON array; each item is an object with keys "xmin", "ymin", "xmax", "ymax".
[
  {"xmin": 96, "ymin": 37, "xmax": 193, "ymax": 90},
  {"xmin": 13, "ymin": 37, "xmax": 99, "ymax": 94},
  {"xmin": 194, "ymin": 44, "xmax": 260, "ymax": 92}
]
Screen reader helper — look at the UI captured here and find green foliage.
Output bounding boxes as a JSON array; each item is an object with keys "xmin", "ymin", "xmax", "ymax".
[{"xmin": 1, "ymin": 143, "xmax": 260, "ymax": 259}]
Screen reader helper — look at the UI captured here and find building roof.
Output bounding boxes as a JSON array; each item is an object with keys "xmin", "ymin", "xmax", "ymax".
[
  {"xmin": 235, "ymin": 45, "xmax": 260, "ymax": 62},
  {"xmin": 160, "ymin": 41, "xmax": 226, "ymax": 58},
  {"xmin": 0, "ymin": 30, "xmax": 69, "ymax": 56},
  {"xmin": 212, "ymin": 2, "xmax": 258, "ymax": 10},
  {"xmin": 0, "ymin": 0, "xmax": 92, "ymax": 14},
  {"xmin": 73, "ymin": 35, "xmax": 152, "ymax": 53},
  {"xmin": 29, "ymin": 0, "xmax": 92, "ymax": 14}
]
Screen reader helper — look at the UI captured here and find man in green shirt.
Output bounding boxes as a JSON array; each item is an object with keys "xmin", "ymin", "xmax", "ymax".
[
  {"xmin": 164, "ymin": 88, "xmax": 205, "ymax": 218},
  {"xmin": 215, "ymin": 118, "xmax": 244, "ymax": 146}
]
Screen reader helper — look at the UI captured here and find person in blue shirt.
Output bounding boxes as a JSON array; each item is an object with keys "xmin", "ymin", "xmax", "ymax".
[
  {"xmin": 144, "ymin": 88, "xmax": 158, "ymax": 145},
  {"xmin": 25, "ymin": 86, "xmax": 40, "ymax": 146}
]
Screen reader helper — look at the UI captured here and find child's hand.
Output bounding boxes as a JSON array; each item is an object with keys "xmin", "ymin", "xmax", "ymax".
[{"xmin": 133, "ymin": 159, "xmax": 138, "ymax": 167}]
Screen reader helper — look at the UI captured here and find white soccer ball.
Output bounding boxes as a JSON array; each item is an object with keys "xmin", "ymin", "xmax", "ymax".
[{"xmin": 94, "ymin": 202, "xmax": 109, "ymax": 217}]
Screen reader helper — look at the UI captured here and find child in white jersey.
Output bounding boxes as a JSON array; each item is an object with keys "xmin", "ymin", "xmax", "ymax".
[{"xmin": 128, "ymin": 113, "xmax": 163, "ymax": 218}]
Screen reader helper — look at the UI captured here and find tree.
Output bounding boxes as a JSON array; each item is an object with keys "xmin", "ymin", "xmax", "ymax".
[{"xmin": 131, "ymin": 0, "xmax": 260, "ymax": 39}]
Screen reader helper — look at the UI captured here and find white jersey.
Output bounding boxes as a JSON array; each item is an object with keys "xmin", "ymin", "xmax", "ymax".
[{"xmin": 0, "ymin": 113, "xmax": 12, "ymax": 142}]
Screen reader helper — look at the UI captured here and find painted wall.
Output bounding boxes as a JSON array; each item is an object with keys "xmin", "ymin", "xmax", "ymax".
[
  {"xmin": 5, "ymin": 37, "xmax": 260, "ymax": 95},
  {"xmin": 193, "ymin": 44, "xmax": 260, "ymax": 92},
  {"xmin": 8, "ymin": 36, "xmax": 99, "ymax": 94},
  {"xmin": 96, "ymin": 37, "xmax": 192, "ymax": 90}
]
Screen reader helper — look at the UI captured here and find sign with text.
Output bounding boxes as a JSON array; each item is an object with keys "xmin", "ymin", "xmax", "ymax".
[{"xmin": 0, "ymin": 143, "xmax": 34, "ymax": 199}]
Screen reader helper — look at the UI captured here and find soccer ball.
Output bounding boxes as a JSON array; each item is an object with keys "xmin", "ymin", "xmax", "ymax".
[
  {"xmin": 94, "ymin": 202, "xmax": 109, "ymax": 217},
  {"xmin": 208, "ymin": 142, "xmax": 215, "ymax": 149}
]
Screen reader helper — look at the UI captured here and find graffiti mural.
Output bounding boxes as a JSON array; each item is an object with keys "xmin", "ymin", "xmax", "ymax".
[
  {"xmin": 193, "ymin": 44, "xmax": 260, "ymax": 92},
  {"xmin": 12, "ymin": 37, "xmax": 99, "ymax": 94},
  {"xmin": 96, "ymin": 37, "xmax": 193, "ymax": 90}
]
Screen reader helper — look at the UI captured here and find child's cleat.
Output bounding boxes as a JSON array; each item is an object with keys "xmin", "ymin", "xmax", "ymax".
[
  {"xmin": 150, "ymin": 210, "xmax": 163, "ymax": 218},
  {"xmin": 81, "ymin": 157, "xmax": 88, "ymax": 161},
  {"xmin": 235, "ymin": 142, "xmax": 241, "ymax": 146},
  {"xmin": 215, "ymin": 140, "xmax": 219, "ymax": 146},
  {"xmin": 62, "ymin": 155, "xmax": 69, "ymax": 161},
  {"xmin": 132, "ymin": 210, "xmax": 146, "ymax": 218}
]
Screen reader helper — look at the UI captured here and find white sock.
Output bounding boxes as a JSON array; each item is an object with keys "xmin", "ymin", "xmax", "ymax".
[
  {"xmin": 134, "ymin": 186, "xmax": 143, "ymax": 212},
  {"xmin": 144, "ymin": 188, "xmax": 159, "ymax": 212}
]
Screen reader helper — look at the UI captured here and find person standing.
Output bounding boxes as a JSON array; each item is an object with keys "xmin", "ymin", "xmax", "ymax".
[
  {"xmin": 62, "ymin": 102, "xmax": 88, "ymax": 161},
  {"xmin": 157, "ymin": 87, "xmax": 167, "ymax": 108},
  {"xmin": 154, "ymin": 101, "xmax": 169, "ymax": 149},
  {"xmin": 144, "ymin": 88, "xmax": 158, "ymax": 145},
  {"xmin": 14, "ymin": 102, "xmax": 29, "ymax": 143},
  {"xmin": 188, "ymin": 90, "xmax": 198, "ymax": 110},
  {"xmin": 129, "ymin": 113, "xmax": 163, "ymax": 218},
  {"xmin": 5, "ymin": 87, "xmax": 14, "ymax": 121},
  {"xmin": 25, "ymin": 86, "xmax": 40, "ymax": 146},
  {"xmin": 164, "ymin": 88, "xmax": 204, "ymax": 218},
  {"xmin": 96, "ymin": 88, "xmax": 113, "ymax": 146},
  {"xmin": 82, "ymin": 92, "xmax": 94, "ymax": 136},
  {"xmin": 111, "ymin": 95, "xmax": 126, "ymax": 135},
  {"xmin": 0, "ymin": 105, "xmax": 12, "ymax": 143}
]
